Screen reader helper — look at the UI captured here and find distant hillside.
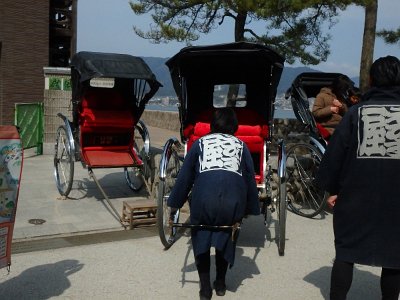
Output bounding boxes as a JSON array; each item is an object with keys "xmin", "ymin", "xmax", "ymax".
[
  {"xmin": 142, "ymin": 57, "xmax": 359, "ymax": 98},
  {"xmin": 142, "ymin": 57, "xmax": 174, "ymax": 97},
  {"xmin": 279, "ymin": 66, "xmax": 320, "ymax": 94}
]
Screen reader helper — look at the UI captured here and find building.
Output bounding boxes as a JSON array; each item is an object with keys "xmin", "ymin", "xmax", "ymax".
[{"xmin": 0, "ymin": 0, "xmax": 76, "ymax": 125}]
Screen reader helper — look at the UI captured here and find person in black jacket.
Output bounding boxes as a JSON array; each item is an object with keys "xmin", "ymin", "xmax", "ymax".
[
  {"xmin": 316, "ymin": 56, "xmax": 400, "ymax": 300},
  {"xmin": 168, "ymin": 107, "xmax": 260, "ymax": 300}
]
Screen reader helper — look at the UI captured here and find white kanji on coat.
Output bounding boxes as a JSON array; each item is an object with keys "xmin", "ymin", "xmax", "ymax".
[
  {"xmin": 199, "ymin": 134, "xmax": 243, "ymax": 174},
  {"xmin": 358, "ymin": 105, "xmax": 400, "ymax": 159}
]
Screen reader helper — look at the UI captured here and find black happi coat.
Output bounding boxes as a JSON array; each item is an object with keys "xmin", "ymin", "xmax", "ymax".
[
  {"xmin": 317, "ymin": 86, "xmax": 400, "ymax": 268},
  {"xmin": 168, "ymin": 133, "xmax": 260, "ymax": 266}
]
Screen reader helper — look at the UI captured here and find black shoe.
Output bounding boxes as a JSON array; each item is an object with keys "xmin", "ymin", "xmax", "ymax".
[
  {"xmin": 213, "ymin": 280, "xmax": 226, "ymax": 296},
  {"xmin": 199, "ymin": 289, "xmax": 212, "ymax": 300}
]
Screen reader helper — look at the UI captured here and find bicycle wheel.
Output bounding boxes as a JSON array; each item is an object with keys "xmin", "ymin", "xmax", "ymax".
[
  {"xmin": 277, "ymin": 139, "xmax": 287, "ymax": 256},
  {"xmin": 54, "ymin": 125, "xmax": 74, "ymax": 196},
  {"xmin": 286, "ymin": 143, "xmax": 327, "ymax": 218},
  {"xmin": 157, "ymin": 140, "xmax": 182, "ymax": 249},
  {"xmin": 125, "ymin": 122, "xmax": 149, "ymax": 191}
]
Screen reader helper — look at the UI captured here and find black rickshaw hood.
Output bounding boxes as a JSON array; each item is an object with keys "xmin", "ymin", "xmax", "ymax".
[
  {"xmin": 165, "ymin": 41, "xmax": 284, "ymax": 100},
  {"xmin": 166, "ymin": 42, "xmax": 284, "ymax": 84},
  {"xmin": 71, "ymin": 51, "xmax": 161, "ymax": 84},
  {"xmin": 286, "ymin": 72, "xmax": 354, "ymax": 99},
  {"xmin": 164, "ymin": 41, "xmax": 285, "ymax": 143},
  {"xmin": 166, "ymin": 41, "xmax": 284, "ymax": 68},
  {"xmin": 69, "ymin": 51, "xmax": 162, "ymax": 127}
]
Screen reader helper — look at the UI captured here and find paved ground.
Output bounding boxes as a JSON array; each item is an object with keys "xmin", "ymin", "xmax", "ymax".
[
  {"xmin": 12, "ymin": 126, "xmax": 178, "ymax": 241},
  {"xmin": 1, "ymin": 126, "xmax": 384, "ymax": 299}
]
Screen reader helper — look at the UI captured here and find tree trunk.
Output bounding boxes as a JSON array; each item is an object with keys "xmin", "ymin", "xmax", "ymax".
[
  {"xmin": 234, "ymin": 12, "xmax": 247, "ymax": 41},
  {"xmin": 229, "ymin": 11, "xmax": 247, "ymax": 104},
  {"xmin": 359, "ymin": 0, "xmax": 377, "ymax": 92}
]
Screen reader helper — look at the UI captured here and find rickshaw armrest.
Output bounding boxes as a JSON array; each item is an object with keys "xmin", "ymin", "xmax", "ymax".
[{"xmin": 316, "ymin": 123, "xmax": 331, "ymax": 140}]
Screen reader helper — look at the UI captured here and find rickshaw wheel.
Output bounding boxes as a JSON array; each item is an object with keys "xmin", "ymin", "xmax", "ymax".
[
  {"xmin": 125, "ymin": 123, "xmax": 149, "ymax": 191},
  {"xmin": 277, "ymin": 141, "xmax": 287, "ymax": 256},
  {"xmin": 157, "ymin": 148, "xmax": 181, "ymax": 249},
  {"xmin": 54, "ymin": 125, "xmax": 74, "ymax": 196},
  {"xmin": 125, "ymin": 166, "xmax": 144, "ymax": 191},
  {"xmin": 286, "ymin": 143, "xmax": 327, "ymax": 218},
  {"xmin": 277, "ymin": 180, "xmax": 287, "ymax": 256}
]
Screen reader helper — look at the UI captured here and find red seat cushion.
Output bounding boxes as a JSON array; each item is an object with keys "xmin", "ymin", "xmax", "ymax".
[
  {"xmin": 236, "ymin": 135, "xmax": 264, "ymax": 150},
  {"xmin": 236, "ymin": 125, "xmax": 262, "ymax": 136},
  {"xmin": 183, "ymin": 109, "xmax": 268, "ymax": 139},
  {"xmin": 194, "ymin": 122, "xmax": 211, "ymax": 136}
]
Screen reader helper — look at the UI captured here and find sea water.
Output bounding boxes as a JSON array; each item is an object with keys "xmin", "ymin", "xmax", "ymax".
[{"xmin": 145, "ymin": 104, "xmax": 296, "ymax": 119}]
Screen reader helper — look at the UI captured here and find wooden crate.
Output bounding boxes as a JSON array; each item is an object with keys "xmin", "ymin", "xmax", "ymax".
[{"xmin": 122, "ymin": 199, "xmax": 157, "ymax": 229}]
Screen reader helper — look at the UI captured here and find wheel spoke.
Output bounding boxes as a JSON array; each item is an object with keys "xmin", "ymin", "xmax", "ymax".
[
  {"xmin": 54, "ymin": 125, "xmax": 74, "ymax": 196},
  {"xmin": 286, "ymin": 143, "xmax": 325, "ymax": 218},
  {"xmin": 158, "ymin": 145, "xmax": 182, "ymax": 249},
  {"xmin": 303, "ymin": 184, "xmax": 323, "ymax": 207},
  {"xmin": 125, "ymin": 124, "xmax": 147, "ymax": 191}
]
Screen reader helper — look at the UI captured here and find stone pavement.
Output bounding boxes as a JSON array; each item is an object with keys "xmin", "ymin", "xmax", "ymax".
[{"xmin": 12, "ymin": 126, "xmax": 179, "ymax": 242}]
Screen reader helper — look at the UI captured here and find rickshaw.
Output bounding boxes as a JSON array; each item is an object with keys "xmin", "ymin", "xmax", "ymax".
[
  {"xmin": 54, "ymin": 51, "xmax": 161, "ymax": 222},
  {"xmin": 156, "ymin": 42, "xmax": 288, "ymax": 256},
  {"xmin": 285, "ymin": 72, "xmax": 356, "ymax": 218}
]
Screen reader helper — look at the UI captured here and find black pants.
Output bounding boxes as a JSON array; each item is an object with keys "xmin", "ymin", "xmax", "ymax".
[
  {"xmin": 330, "ymin": 260, "xmax": 400, "ymax": 300},
  {"xmin": 195, "ymin": 249, "xmax": 228, "ymax": 295}
]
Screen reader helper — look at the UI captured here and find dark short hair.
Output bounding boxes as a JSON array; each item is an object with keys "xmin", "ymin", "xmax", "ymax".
[
  {"xmin": 210, "ymin": 107, "xmax": 238, "ymax": 135},
  {"xmin": 370, "ymin": 56, "xmax": 400, "ymax": 87},
  {"xmin": 331, "ymin": 75, "xmax": 354, "ymax": 100}
]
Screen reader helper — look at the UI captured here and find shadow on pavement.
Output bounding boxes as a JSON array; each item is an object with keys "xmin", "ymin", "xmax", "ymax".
[
  {"xmin": 226, "ymin": 247, "xmax": 261, "ymax": 293},
  {"xmin": 67, "ymin": 170, "xmax": 147, "ymax": 201},
  {"xmin": 304, "ymin": 265, "xmax": 381, "ymax": 299},
  {"xmin": 179, "ymin": 244, "xmax": 261, "ymax": 294},
  {"xmin": 237, "ymin": 215, "xmax": 272, "ymax": 248},
  {"xmin": 178, "ymin": 215, "xmax": 267, "ymax": 293},
  {"xmin": 0, "ymin": 259, "xmax": 84, "ymax": 299}
]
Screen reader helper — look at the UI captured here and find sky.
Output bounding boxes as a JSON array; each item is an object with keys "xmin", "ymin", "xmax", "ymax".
[{"xmin": 77, "ymin": 0, "xmax": 399, "ymax": 77}]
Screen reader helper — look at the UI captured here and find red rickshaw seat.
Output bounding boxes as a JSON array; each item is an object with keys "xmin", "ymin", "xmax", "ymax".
[
  {"xmin": 78, "ymin": 88, "xmax": 138, "ymax": 167},
  {"xmin": 79, "ymin": 88, "xmax": 135, "ymax": 129}
]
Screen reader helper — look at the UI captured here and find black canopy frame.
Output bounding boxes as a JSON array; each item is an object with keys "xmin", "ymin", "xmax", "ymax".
[{"xmin": 165, "ymin": 42, "xmax": 285, "ymax": 142}]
